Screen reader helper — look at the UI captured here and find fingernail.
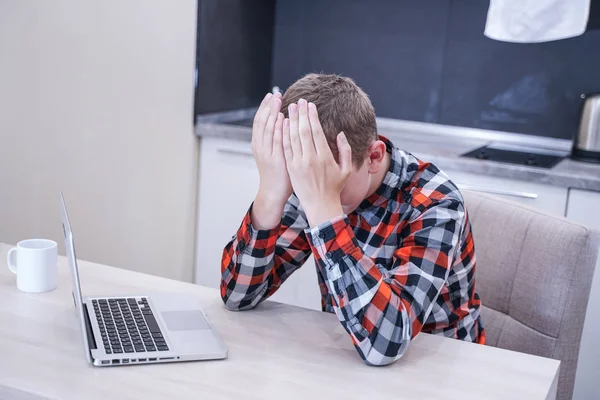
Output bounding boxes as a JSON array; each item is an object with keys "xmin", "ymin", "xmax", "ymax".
[
  {"xmin": 339, "ymin": 132, "xmax": 346, "ymax": 141},
  {"xmin": 284, "ymin": 118, "xmax": 290, "ymax": 126},
  {"xmin": 308, "ymin": 102, "xmax": 316, "ymax": 111},
  {"xmin": 288, "ymin": 104, "xmax": 296, "ymax": 115},
  {"xmin": 298, "ymin": 98, "xmax": 306, "ymax": 106},
  {"xmin": 265, "ymin": 93, "xmax": 272, "ymax": 100}
]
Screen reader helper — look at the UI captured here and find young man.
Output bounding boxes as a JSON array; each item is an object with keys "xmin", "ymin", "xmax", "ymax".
[{"xmin": 221, "ymin": 74, "xmax": 485, "ymax": 366}]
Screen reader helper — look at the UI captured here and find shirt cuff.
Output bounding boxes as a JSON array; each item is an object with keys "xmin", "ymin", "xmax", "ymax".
[
  {"xmin": 236, "ymin": 204, "xmax": 281, "ymax": 258},
  {"xmin": 305, "ymin": 215, "xmax": 363, "ymax": 270}
]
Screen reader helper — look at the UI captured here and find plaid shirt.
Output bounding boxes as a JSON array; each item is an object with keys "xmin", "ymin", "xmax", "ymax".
[{"xmin": 221, "ymin": 136, "xmax": 485, "ymax": 365}]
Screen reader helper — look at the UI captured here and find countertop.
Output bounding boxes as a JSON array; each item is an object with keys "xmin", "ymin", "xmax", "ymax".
[
  {"xmin": 0, "ymin": 243, "xmax": 559, "ymax": 400},
  {"xmin": 196, "ymin": 109, "xmax": 600, "ymax": 192}
]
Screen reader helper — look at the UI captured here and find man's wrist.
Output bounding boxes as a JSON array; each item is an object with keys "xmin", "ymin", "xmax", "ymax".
[
  {"xmin": 251, "ymin": 189, "xmax": 287, "ymax": 230},
  {"xmin": 303, "ymin": 197, "xmax": 344, "ymax": 228}
]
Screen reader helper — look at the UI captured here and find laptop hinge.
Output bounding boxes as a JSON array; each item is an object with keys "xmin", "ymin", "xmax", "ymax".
[{"xmin": 82, "ymin": 303, "xmax": 98, "ymax": 350}]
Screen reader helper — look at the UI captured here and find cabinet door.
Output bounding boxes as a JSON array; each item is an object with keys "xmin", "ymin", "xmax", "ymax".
[
  {"xmin": 566, "ymin": 189, "xmax": 600, "ymax": 229},
  {"xmin": 195, "ymin": 137, "xmax": 258, "ymax": 288},
  {"xmin": 443, "ymin": 170, "xmax": 568, "ymax": 217},
  {"xmin": 567, "ymin": 189, "xmax": 600, "ymax": 400},
  {"xmin": 195, "ymin": 137, "xmax": 298, "ymax": 306}
]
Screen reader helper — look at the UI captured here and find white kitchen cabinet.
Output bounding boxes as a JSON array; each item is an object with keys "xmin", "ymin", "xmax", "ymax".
[
  {"xmin": 289, "ymin": 255, "xmax": 322, "ymax": 311},
  {"xmin": 566, "ymin": 188, "xmax": 600, "ymax": 228},
  {"xmin": 195, "ymin": 137, "xmax": 259, "ymax": 289},
  {"xmin": 195, "ymin": 137, "xmax": 321, "ymax": 309},
  {"xmin": 566, "ymin": 189, "xmax": 600, "ymax": 400},
  {"xmin": 443, "ymin": 170, "xmax": 569, "ymax": 217}
]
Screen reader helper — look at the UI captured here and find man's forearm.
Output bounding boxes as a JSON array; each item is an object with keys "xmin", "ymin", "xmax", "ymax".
[
  {"xmin": 305, "ymin": 218, "xmax": 413, "ymax": 365},
  {"xmin": 221, "ymin": 195, "xmax": 311, "ymax": 311},
  {"xmin": 221, "ymin": 206, "xmax": 281, "ymax": 311}
]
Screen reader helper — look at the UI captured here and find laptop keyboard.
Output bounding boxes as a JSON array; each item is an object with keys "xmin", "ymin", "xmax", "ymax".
[{"xmin": 92, "ymin": 298, "xmax": 169, "ymax": 354}]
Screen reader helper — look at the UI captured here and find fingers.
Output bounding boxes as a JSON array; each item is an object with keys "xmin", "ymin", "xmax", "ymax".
[
  {"xmin": 272, "ymin": 112, "xmax": 284, "ymax": 155},
  {"xmin": 282, "ymin": 118, "xmax": 293, "ymax": 162},
  {"xmin": 263, "ymin": 95, "xmax": 281, "ymax": 150},
  {"xmin": 252, "ymin": 93, "xmax": 273, "ymax": 148},
  {"xmin": 260, "ymin": 92, "xmax": 273, "ymax": 108},
  {"xmin": 288, "ymin": 103, "xmax": 302, "ymax": 157},
  {"xmin": 307, "ymin": 102, "xmax": 330, "ymax": 158},
  {"xmin": 297, "ymin": 99, "xmax": 316, "ymax": 154},
  {"xmin": 337, "ymin": 132, "xmax": 353, "ymax": 177}
]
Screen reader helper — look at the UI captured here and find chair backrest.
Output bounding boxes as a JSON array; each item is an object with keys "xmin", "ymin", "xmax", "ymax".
[{"xmin": 462, "ymin": 191, "xmax": 600, "ymax": 400}]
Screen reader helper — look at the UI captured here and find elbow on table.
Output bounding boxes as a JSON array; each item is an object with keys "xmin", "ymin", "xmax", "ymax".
[
  {"xmin": 220, "ymin": 293, "xmax": 243, "ymax": 311},
  {"xmin": 360, "ymin": 340, "xmax": 409, "ymax": 367},
  {"xmin": 219, "ymin": 289, "xmax": 258, "ymax": 312},
  {"xmin": 363, "ymin": 356, "xmax": 398, "ymax": 367},
  {"xmin": 219, "ymin": 276, "xmax": 242, "ymax": 311},
  {"xmin": 364, "ymin": 359, "xmax": 397, "ymax": 367},
  {"xmin": 221, "ymin": 298, "xmax": 254, "ymax": 312}
]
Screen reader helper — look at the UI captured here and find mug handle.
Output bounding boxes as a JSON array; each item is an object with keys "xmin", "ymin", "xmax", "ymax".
[{"xmin": 7, "ymin": 248, "xmax": 17, "ymax": 274}]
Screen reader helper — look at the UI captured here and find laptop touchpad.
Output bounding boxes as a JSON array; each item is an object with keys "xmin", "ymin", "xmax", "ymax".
[{"xmin": 161, "ymin": 310, "xmax": 210, "ymax": 331}]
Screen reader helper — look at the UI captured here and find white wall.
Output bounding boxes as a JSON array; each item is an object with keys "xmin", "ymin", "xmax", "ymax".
[{"xmin": 0, "ymin": 0, "xmax": 199, "ymax": 282}]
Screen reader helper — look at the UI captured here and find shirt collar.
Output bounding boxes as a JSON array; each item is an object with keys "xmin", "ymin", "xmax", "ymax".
[{"xmin": 354, "ymin": 135, "xmax": 406, "ymax": 225}]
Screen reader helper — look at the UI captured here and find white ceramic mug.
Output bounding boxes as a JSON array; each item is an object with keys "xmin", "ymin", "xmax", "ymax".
[{"xmin": 7, "ymin": 239, "xmax": 58, "ymax": 293}]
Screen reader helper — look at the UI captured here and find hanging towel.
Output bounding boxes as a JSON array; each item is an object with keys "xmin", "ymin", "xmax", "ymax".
[{"xmin": 484, "ymin": 0, "xmax": 591, "ymax": 43}]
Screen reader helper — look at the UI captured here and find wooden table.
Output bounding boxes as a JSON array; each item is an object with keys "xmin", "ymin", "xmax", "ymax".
[{"xmin": 0, "ymin": 243, "xmax": 559, "ymax": 400}]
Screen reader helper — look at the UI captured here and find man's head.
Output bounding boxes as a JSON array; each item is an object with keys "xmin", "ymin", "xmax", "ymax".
[{"xmin": 281, "ymin": 73, "xmax": 389, "ymax": 213}]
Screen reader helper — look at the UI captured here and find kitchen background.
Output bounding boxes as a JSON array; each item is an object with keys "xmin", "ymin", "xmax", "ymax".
[
  {"xmin": 196, "ymin": 0, "xmax": 600, "ymax": 140},
  {"xmin": 0, "ymin": 0, "xmax": 598, "ymax": 399}
]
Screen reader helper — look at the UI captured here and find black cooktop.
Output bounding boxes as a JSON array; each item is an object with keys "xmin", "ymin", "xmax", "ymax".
[{"xmin": 461, "ymin": 145, "xmax": 566, "ymax": 169}]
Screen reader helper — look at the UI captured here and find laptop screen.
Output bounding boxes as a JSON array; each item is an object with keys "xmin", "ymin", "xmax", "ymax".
[{"xmin": 60, "ymin": 191, "xmax": 93, "ymax": 364}]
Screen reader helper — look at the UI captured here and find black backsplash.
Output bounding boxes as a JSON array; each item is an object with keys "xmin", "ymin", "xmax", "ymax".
[
  {"xmin": 195, "ymin": 0, "xmax": 275, "ymax": 115},
  {"xmin": 271, "ymin": 0, "xmax": 600, "ymax": 139},
  {"xmin": 272, "ymin": 1, "xmax": 450, "ymax": 124},
  {"xmin": 194, "ymin": 0, "xmax": 600, "ymax": 139}
]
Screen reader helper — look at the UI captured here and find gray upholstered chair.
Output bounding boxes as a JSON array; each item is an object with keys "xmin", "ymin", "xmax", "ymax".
[{"xmin": 462, "ymin": 191, "xmax": 600, "ymax": 400}]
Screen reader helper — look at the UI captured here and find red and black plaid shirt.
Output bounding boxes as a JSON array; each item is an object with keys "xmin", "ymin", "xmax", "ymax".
[{"xmin": 221, "ymin": 136, "xmax": 485, "ymax": 365}]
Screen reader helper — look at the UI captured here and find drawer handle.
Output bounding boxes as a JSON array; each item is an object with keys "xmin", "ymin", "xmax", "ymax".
[
  {"xmin": 458, "ymin": 184, "xmax": 538, "ymax": 199},
  {"xmin": 217, "ymin": 148, "xmax": 253, "ymax": 157}
]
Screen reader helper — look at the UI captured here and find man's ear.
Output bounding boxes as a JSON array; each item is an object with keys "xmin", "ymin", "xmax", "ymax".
[{"xmin": 366, "ymin": 140, "xmax": 387, "ymax": 174}]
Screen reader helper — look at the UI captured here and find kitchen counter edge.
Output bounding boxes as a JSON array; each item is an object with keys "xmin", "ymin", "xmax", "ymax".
[{"xmin": 195, "ymin": 110, "xmax": 600, "ymax": 192}]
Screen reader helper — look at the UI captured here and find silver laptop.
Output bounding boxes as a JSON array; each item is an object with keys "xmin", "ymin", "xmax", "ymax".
[{"xmin": 59, "ymin": 192, "xmax": 227, "ymax": 366}]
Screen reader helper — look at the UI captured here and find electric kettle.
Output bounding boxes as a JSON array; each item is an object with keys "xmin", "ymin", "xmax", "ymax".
[{"xmin": 572, "ymin": 93, "xmax": 600, "ymax": 163}]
